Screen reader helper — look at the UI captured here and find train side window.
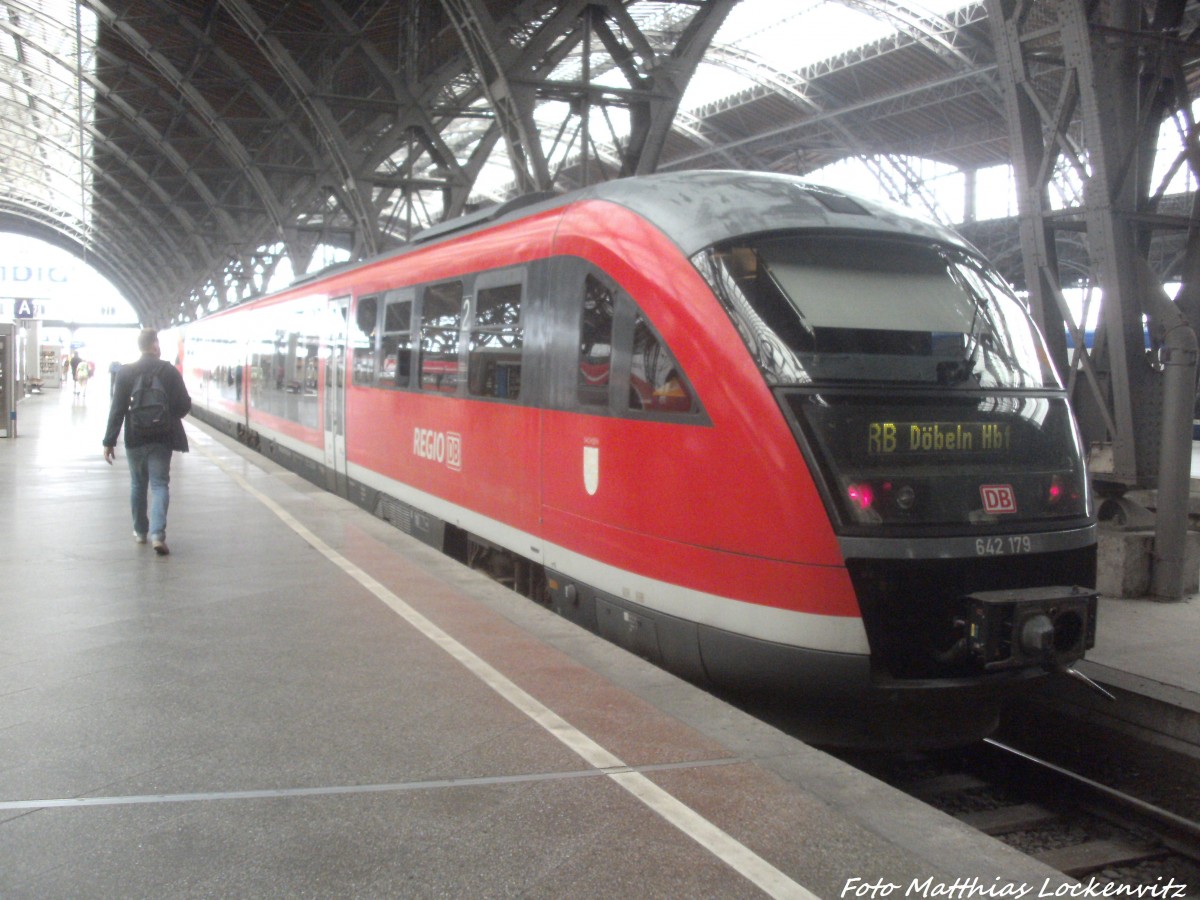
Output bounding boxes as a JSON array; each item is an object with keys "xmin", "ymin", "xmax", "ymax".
[
  {"xmin": 578, "ymin": 274, "xmax": 614, "ymax": 405},
  {"xmin": 628, "ymin": 314, "xmax": 696, "ymax": 414},
  {"xmin": 468, "ymin": 283, "xmax": 523, "ymax": 400},
  {"xmin": 352, "ymin": 295, "xmax": 379, "ymax": 386},
  {"xmin": 420, "ymin": 280, "xmax": 463, "ymax": 393},
  {"xmin": 247, "ymin": 301, "xmax": 321, "ymax": 430},
  {"xmin": 379, "ymin": 290, "xmax": 414, "ymax": 388}
]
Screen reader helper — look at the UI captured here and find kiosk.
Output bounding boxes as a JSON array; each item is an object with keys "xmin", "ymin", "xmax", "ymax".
[{"xmin": 39, "ymin": 344, "xmax": 62, "ymax": 388}]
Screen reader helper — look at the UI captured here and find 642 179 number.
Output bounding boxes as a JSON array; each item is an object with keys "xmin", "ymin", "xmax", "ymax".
[{"xmin": 975, "ymin": 535, "xmax": 1032, "ymax": 556}]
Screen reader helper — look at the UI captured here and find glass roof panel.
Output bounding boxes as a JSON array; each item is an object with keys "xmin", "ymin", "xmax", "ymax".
[
  {"xmin": 0, "ymin": 0, "xmax": 96, "ymax": 235},
  {"xmin": 684, "ymin": 0, "xmax": 975, "ymax": 108}
]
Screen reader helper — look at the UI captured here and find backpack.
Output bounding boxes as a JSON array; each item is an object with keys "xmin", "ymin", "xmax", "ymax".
[{"xmin": 128, "ymin": 363, "xmax": 172, "ymax": 439}]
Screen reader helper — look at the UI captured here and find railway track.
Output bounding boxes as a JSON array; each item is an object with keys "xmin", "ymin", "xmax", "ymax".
[
  {"xmin": 977, "ymin": 739, "xmax": 1200, "ymax": 874},
  {"xmin": 843, "ymin": 736, "xmax": 1200, "ymax": 890}
]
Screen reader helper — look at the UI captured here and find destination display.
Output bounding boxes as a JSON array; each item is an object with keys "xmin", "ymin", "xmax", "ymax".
[
  {"xmin": 867, "ymin": 421, "xmax": 1012, "ymax": 455},
  {"xmin": 783, "ymin": 391, "xmax": 1091, "ymax": 528}
]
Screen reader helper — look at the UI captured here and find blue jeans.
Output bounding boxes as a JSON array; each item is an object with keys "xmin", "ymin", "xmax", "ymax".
[{"xmin": 127, "ymin": 442, "xmax": 172, "ymax": 540}]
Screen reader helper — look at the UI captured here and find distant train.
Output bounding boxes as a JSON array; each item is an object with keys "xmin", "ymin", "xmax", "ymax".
[{"xmin": 175, "ymin": 170, "xmax": 1098, "ymax": 747}]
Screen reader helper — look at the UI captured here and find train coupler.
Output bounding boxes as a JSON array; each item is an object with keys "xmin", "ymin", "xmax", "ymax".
[{"xmin": 963, "ymin": 585, "xmax": 1098, "ymax": 672}]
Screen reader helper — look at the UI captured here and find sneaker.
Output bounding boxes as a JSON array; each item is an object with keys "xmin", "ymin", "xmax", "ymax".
[
  {"xmin": 133, "ymin": 532, "xmax": 147, "ymax": 544},
  {"xmin": 152, "ymin": 539, "xmax": 169, "ymax": 556}
]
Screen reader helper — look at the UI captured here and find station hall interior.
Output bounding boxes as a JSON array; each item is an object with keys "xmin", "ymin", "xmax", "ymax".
[{"xmin": 2, "ymin": 1, "xmax": 1200, "ymax": 895}]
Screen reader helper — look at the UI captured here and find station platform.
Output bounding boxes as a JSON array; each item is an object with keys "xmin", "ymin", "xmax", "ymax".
[
  {"xmin": 0, "ymin": 387, "xmax": 1182, "ymax": 896},
  {"xmin": 1020, "ymin": 446, "xmax": 1200, "ymax": 754},
  {"xmin": 1050, "ymin": 572, "xmax": 1200, "ymax": 754}
]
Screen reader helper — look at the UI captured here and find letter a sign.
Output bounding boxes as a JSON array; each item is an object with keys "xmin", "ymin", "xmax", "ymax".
[{"xmin": 13, "ymin": 299, "xmax": 36, "ymax": 319}]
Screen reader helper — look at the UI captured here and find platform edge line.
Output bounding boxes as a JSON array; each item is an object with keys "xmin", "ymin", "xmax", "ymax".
[{"xmin": 200, "ymin": 445, "xmax": 819, "ymax": 900}]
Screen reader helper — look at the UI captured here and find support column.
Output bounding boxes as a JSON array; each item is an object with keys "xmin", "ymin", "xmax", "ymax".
[{"xmin": 986, "ymin": 0, "xmax": 1199, "ymax": 598}]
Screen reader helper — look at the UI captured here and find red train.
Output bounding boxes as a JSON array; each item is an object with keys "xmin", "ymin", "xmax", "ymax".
[{"xmin": 177, "ymin": 170, "xmax": 1098, "ymax": 747}]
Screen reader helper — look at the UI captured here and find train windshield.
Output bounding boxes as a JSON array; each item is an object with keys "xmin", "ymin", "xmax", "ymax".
[{"xmin": 694, "ymin": 234, "xmax": 1060, "ymax": 390}]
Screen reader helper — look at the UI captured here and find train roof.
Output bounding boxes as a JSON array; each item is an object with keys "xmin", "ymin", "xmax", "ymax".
[
  {"xmin": 287, "ymin": 170, "xmax": 973, "ymax": 293},
  {"xmin": 568, "ymin": 170, "xmax": 974, "ymax": 257},
  {"xmin": 405, "ymin": 170, "xmax": 973, "ymax": 258}
]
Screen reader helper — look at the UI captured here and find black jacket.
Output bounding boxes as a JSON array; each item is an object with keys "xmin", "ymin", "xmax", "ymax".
[{"xmin": 103, "ymin": 354, "xmax": 192, "ymax": 452}]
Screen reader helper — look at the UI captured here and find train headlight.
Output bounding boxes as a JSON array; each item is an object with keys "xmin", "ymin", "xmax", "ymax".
[
  {"xmin": 845, "ymin": 482, "xmax": 882, "ymax": 524},
  {"xmin": 845, "ymin": 479, "xmax": 918, "ymax": 523},
  {"xmin": 847, "ymin": 483, "xmax": 874, "ymax": 510},
  {"xmin": 1044, "ymin": 473, "xmax": 1083, "ymax": 511},
  {"xmin": 1047, "ymin": 475, "xmax": 1063, "ymax": 502}
]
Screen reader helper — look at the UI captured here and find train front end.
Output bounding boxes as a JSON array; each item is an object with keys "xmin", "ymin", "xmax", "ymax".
[{"xmin": 692, "ymin": 215, "xmax": 1097, "ymax": 743}]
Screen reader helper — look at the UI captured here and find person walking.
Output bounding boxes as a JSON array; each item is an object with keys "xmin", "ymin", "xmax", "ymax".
[
  {"xmin": 75, "ymin": 356, "xmax": 90, "ymax": 397},
  {"xmin": 102, "ymin": 328, "xmax": 192, "ymax": 556},
  {"xmin": 69, "ymin": 349, "xmax": 82, "ymax": 394}
]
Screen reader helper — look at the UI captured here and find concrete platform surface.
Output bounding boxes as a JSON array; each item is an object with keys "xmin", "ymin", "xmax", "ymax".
[
  {"xmin": 1084, "ymin": 594, "xmax": 1200, "ymax": 698},
  {"xmin": 1067, "ymin": 595, "xmax": 1200, "ymax": 751},
  {"xmin": 1052, "ymin": 442, "xmax": 1200, "ymax": 747},
  {"xmin": 0, "ymin": 388, "xmax": 1083, "ymax": 897}
]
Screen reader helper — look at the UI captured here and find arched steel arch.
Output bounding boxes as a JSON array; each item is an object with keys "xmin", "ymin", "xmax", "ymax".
[
  {"xmin": 0, "ymin": 0, "xmax": 1195, "ymax": 345},
  {"xmin": 685, "ymin": 42, "xmax": 955, "ymax": 222},
  {"xmin": 52, "ymin": 0, "xmax": 744, "ymax": 324}
]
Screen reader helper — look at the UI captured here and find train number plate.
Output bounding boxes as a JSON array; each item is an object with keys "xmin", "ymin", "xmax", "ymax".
[{"xmin": 975, "ymin": 535, "xmax": 1032, "ymax": 556}]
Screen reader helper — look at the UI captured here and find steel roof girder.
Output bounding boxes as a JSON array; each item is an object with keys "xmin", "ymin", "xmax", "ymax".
[
  {"xmin": 664, "ymin": 62, "xmax": 996, "ymax": 172},
  {"xmin": 0, "ymin": 75, "xmax": 221, "ymax": 294},
  {"xmin": 986, "ymin": 0, "xmax": 1112, "ymax": 419},
  {"xmin": 87, "ymin": 0, "xmax": 288, "ymax": 240},
  {"xmin": 84, "ymin": 56, "xmax": 241, "ymax": 230},
  {"xmin": 837, "ymin": 0, "xmax": 979, "ymax": 69},
  {"xmin": 311, "ymin": 0, "xmax": 474, "ymax": 198},
  {"xmin": 629, "ymin": 0, "xmax": 739, "ymax": 175},
  {"xmin": 986, "ymin": 0, "xmax": 1197, "ymax": 496},
  {"xmin": 216, "ymin": 0, "xmax": 378, "ymax": 257},
  {"xmin": 438, "ymin": 0, "xmax": 553, "ymax": 193},
  {"xmin": 127, "ymin": 0, "xmax": 331, "ymax": 233}
]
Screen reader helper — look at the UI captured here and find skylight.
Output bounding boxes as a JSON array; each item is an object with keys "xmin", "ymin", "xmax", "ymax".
[
  {"xmin": 684, "ymin": 0, "xmax": 975, "ymax": 108},
  {"xmin": 0, "ymin": 0, "xmax": 96, "ymax": 238}
]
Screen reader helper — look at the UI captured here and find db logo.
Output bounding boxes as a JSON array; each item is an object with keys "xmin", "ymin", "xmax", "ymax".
[
  {"xmin": 444, "ymin": 432, "xmax": 462, "ymax": 471},
  {"xmin": 413, "ymin": 428, "xmax": 462, "ymax": 472},
  {"xmin": 980, "ymin": 484, "xmax": 1017, "ymax": 515}
]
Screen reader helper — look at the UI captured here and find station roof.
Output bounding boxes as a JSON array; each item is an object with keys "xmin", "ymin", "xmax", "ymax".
[{"xmin": 0, "ymin": 1, "xmax": 1196, "ymax": 326}]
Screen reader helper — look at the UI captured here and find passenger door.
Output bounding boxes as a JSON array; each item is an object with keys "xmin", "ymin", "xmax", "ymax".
[{"xmin": 324, "ymin": 296, "xmax": 350, "ymax": 495}]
